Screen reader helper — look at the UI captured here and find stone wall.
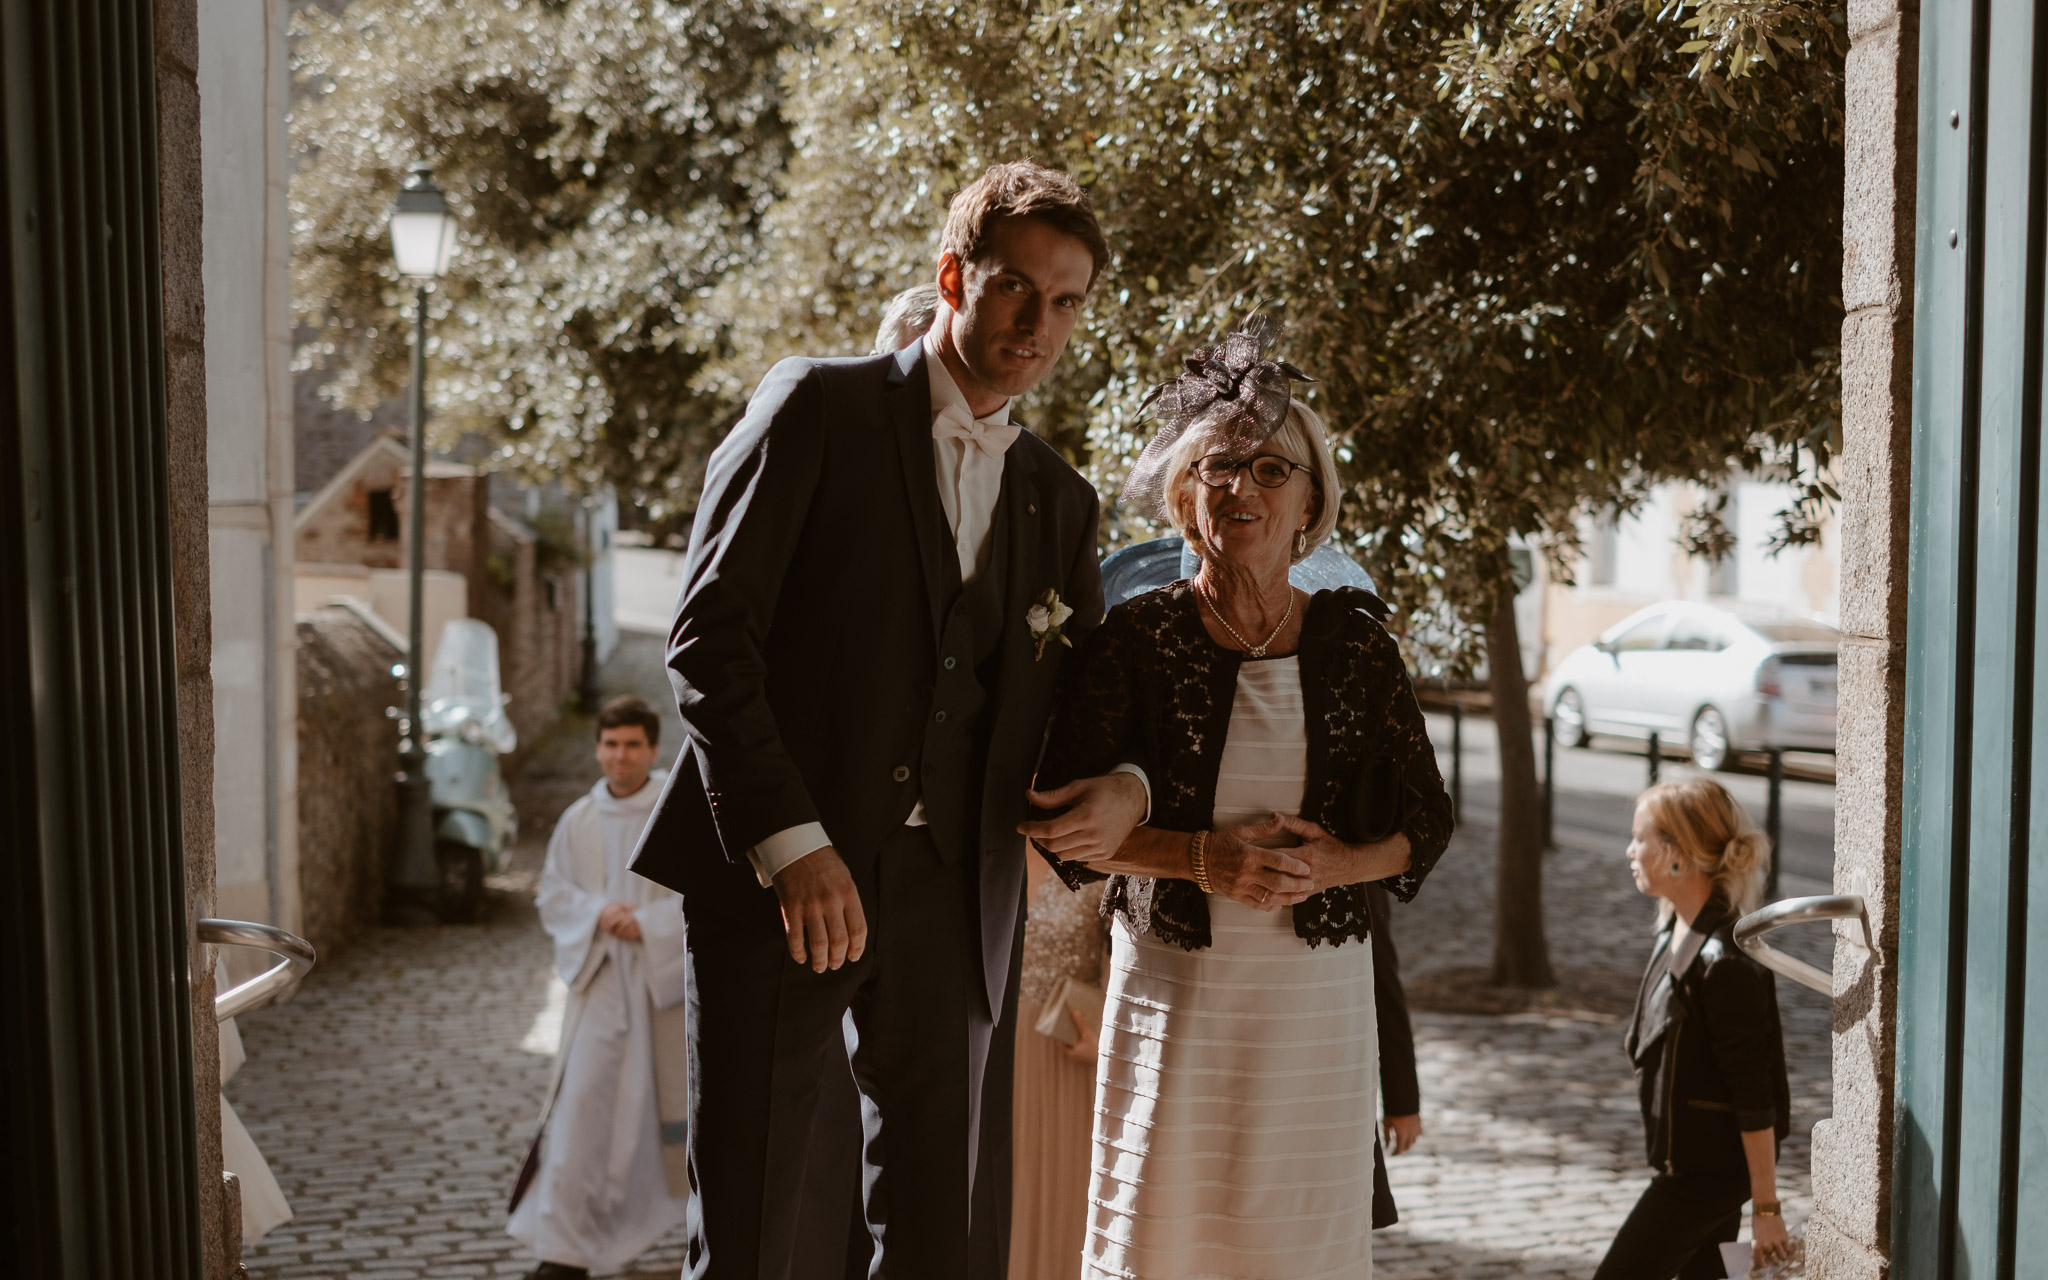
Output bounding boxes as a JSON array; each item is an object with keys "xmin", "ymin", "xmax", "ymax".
[
  {"xmin": 294, "ymin": 605, "xmax": 402, "ymax": 960},
  {"xmin": 154, "ymin": 0, "xmax": 240, "ymax": 1270},
  {"xmin": 153, "ymin": 0, "xmax": 228, "ymax": 1267},
  {"xmin": 1810, "ymin": 1, "xmax": 1918, "ymax": 1275}
]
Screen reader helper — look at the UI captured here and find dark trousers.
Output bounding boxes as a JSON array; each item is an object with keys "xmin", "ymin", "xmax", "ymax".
[
  {"xmin": 682, "ymin": 825, "xmax": 1011, "ymax": 1280},
  {"xmin": 1593, "ymin": 1170, "xmax": 1753, "ymax": 1280}
]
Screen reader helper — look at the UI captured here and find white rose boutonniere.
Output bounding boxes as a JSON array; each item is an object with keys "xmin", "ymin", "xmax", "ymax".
[{"xmin": 1028, "ymin": 587, "xmax": 1075, "ymax": 659}]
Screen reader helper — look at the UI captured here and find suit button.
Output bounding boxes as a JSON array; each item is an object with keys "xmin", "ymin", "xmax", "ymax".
[
  {"xmin": 923, "ymin": 761, "xmax": 935, "ymax": 775},
  {"xmin": 944, "ymin": 657, "xmax": 957, "ymax": 670},
  {"xmin": 934, "ymin": 710, "xmax": 948, "ymax": 724},
  {"xmin": 891, "ymin": 765, "xmax": 910, "ymax": 783}
]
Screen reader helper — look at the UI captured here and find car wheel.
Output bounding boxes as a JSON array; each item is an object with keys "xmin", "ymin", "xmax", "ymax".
[
  {"xmin": 1690, "ymin": 706, "xmax": 1731, "ymax": 772},
  {"xmin": 1552, "ymin": 687, "xmax": 1590, "ymax": 747},
  {"xmin": 436, "ymin": 841, "xmax": 485, "ymax": 923}
]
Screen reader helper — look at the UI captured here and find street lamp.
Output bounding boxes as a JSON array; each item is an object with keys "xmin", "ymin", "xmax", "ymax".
[
  {"xmin": 388, "ymin": 161, "xmax": 457, "ymax": 924},
  {"xmin": 577, "ymin": 497, "xmax": 604, "ymax": 714}
]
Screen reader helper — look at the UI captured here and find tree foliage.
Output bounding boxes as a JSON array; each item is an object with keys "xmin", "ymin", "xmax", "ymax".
[
  {"xmin": 720, "ymin": 0, "xmax": 1843, "ymax": 987},
  {"xmin": 293, "ymin": 0, "xmax": 1843, "ymax": 985},
  {"xmin": 725, "ymin": 0, "xmax": 1844, "ymax": 654},
  {"xmin": 290, "ymin": 0, "xmax": 800, "ymax": 512}
]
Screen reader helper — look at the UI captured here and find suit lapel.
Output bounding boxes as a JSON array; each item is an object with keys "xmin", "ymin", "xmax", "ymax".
[
  {"xmin": 1000, "ymin": 440, "xmax": 1045, "ymax": 638},
  {"xmin": 986, "ymin": 441, "xmax": 1049, "ymax": 747},
  {"xmin": 887, "ymin": 345, "xmax": 948, "ymax": 645}
]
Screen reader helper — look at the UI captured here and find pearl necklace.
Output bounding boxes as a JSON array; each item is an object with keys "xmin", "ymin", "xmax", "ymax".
[{"xmin": 1198, "ymin": 580, "xmax": 1294, "ymax": 658}]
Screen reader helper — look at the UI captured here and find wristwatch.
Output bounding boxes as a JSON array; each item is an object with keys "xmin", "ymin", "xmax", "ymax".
[{"xmin": 1753, "ymin": 1200, "xmax": 1782, "ymax": 1217}]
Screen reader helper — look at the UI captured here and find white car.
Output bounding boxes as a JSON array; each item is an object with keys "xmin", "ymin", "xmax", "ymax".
[{"xmin": 1541, "ymin": 602, "xmax": 1838, "ymax": 770}]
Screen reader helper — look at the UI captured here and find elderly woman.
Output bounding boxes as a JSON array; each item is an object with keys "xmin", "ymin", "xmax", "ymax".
[{"xmin": 1024, "ymin": 320, "xmax": 1454, "ymax": 1279}]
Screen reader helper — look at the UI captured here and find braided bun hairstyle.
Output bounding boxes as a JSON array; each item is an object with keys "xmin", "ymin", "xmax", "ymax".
[{"xmin": 1637, "ymin": 777, "xmax": 1770, "ymax": 919}]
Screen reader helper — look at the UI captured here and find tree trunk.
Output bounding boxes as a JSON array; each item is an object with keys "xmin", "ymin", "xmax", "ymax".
[{"xmin": 1487, "ymin": 581, "xmax": 1556, "ymax": 988}]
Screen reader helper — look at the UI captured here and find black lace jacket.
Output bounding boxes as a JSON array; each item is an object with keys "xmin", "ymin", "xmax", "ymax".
[{"xmin": 1035, "ymin": 580, "xmax": 1454, "ymax": 950}]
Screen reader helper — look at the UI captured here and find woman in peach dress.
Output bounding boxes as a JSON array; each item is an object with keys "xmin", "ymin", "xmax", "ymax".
[{"xmin": 1008, "ymin": 852, "xmax": 1108, "ymax": 1280}]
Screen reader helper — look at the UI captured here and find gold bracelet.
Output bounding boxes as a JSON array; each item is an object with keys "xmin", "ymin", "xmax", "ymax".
[
  {"xmin": 1753, "ymin": 1201, "xmax": 1781, "ymax": 1218},
  {"xmin": 1189, "ymin": 830, "xmax": 1213, "ymax": 894}
]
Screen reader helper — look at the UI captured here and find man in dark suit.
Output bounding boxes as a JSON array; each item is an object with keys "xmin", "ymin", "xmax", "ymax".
[
  {"xmin": 632, "ymin": 162, "xmax": 1147, "ymax": 1280},
  {"xmin": 1369, "ymin": 881, "xmax": 1423, "ymax": 1229}
]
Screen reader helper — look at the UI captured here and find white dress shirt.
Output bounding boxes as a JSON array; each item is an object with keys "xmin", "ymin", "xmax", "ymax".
[
  {"xmin": 743, "ymin": 340, "xmax": 1145, "ymax": 886},
  {"xmin": 924, "ymin": 336, "xmax": 1017, "ymax": 585}
]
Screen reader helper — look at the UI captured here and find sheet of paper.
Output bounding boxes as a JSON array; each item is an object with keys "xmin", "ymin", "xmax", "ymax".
[{"xmin": 1719, "ymin": 1241, "xmax": 1754, "ymax": 1277}]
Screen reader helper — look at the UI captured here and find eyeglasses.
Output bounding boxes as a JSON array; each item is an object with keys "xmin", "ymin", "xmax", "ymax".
[{"xmin": 1192, "ymin": 453, "xmax": 1310, "ymax": 489}]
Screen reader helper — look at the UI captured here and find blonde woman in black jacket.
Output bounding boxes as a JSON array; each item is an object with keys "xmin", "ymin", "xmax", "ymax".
[{"xmin": 1594, "ymin": 778, "xmax": 1792, "ymax": 1279}]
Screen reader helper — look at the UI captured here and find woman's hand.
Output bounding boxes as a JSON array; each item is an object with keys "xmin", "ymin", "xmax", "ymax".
[
  {"xmin": 1751, "ymin": 1207, "xmax": 1791, "ymax": 1267},
  {"xmin": 1205, "ymin": 817, "xmax": 1315, "ymax": 911},
  {"xmin": 1272, "ymin": 814, "xmax": 1412, "ymax": 892},
  {"xmin": 1383, "ymin": 1114, "xmax": 1422, "ymax": 1156},
  {"xmin": 1059, "ymin": 1007, "xmax": 1101, "ymax": 1065}
]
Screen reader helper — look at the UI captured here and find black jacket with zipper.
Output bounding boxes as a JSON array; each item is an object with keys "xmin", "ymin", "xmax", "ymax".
[{"xmin": 1625, "ymin": 894, "xmax": 1790, "ymax": 1177}]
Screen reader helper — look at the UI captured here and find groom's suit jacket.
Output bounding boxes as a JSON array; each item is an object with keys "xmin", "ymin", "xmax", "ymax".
[{"xmin": 632, "ymin": 342, "xmax": 1104, "ymax": 1018}]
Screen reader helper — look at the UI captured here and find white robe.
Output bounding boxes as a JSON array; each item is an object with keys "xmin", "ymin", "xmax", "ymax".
[
  {"xmin": 219, "ymin": 1008, "xmax": 293, "ymax": 1245},
  {"xmin": 508, "ymin": 770, "xmax": 690, "ymax": 1272}
]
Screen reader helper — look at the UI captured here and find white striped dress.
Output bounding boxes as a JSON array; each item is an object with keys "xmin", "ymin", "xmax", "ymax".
[{"xmin": 1084, "ymin": 656, "xmax": 1378, "ymax": 1280}]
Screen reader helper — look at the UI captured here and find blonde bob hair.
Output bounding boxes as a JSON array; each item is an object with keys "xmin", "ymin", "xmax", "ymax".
[
  {"xmin": 1159, "ymin": 399, "xmax": 1343, "ymax": 565},
  {"xmin": 1636, "ymin": 777, "xmax": 1771, "ymax": 921}
]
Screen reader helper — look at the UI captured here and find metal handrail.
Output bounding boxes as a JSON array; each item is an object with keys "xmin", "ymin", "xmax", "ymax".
[
  {"xmin": 1733, "ymin": 895, "xmax": 1872, "ymax": 996},
  {"xmin": 198, "ymin": 919, "xmax": 316, "ymax": 1022}
]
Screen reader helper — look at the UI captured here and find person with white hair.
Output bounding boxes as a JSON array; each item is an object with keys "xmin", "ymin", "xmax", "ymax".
[
  {"xmin": 1025, "ymin": 318, "xmax": 1455, "ymax": 1279},
  {"xmin": 874, "ymin": 282, "xmax": 941, "ymax": 354}
]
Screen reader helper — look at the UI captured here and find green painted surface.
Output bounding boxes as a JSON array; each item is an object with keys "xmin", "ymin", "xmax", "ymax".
[
  {"xmin": 1898, "ymin": 0, "xmax": 2048, "ymax": 1273},
  {"xmin": 1897, "ymin": 0, "xmax": 1980, "ymax": 1272}
]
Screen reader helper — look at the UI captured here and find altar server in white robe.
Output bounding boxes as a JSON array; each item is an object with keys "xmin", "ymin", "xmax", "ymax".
[{"xmin": 510, "ymin": 695, "xmax": 690, "ymax": 1280}]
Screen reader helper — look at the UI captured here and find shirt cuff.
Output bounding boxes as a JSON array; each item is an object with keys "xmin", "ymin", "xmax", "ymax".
[
  {"xmin": 1111, "ymin": 763, "xmax": 1151, "ymax": 824},
  {"xmin": 745, "ymin": 822, "xmax": 831, "ymax": 889}
]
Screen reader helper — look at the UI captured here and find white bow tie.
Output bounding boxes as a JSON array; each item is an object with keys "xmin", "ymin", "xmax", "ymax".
[{"xmin": 932, "ymin": 402, "xmax": 1020, "ymax": 460}]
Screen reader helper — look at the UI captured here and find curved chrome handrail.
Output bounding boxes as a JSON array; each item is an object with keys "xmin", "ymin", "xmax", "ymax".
[
  {"xmin": 198, "ymin": 919, "xmax": 316, "ymax": 1022},
  {"xmin": 1733, "ymin": 895, "xmax": 1872, "ymax": 996}
]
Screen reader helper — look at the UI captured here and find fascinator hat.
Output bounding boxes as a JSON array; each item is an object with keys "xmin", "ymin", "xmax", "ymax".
[{"xmin": 1120, "ymin": 314, "xmax": 1316, "ymax": 518}]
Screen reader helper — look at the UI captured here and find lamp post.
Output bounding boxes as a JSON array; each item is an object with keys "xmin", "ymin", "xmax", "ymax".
[
  {"xmin": 577, "ymin": 497, "xmax": 604, "ymax": 714},
  {"xmin": 387, "ymin": 161, "xmax": 458, "ymax": 924}
]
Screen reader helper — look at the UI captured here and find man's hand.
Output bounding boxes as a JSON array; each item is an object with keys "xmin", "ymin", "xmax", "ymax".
[
  {"xmin": 1020, "ymin": 772, "xmax": 1148, "ymax": 862},
  {"xmin": 771, "ymin": 846, "xmax": 868, "ymax": 973},
  {"xmin": 1383, "ymin": 1113, "xmax": 1422, "ymax": 1156},
  {"xmin": 597, "ymin": 902, "xmax": 642, "ymax": 941}
]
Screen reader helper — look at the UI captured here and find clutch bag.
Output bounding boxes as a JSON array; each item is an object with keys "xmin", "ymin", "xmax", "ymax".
[{"xmin": 1031, "ymin": 974, "xmax": 1106, "ymax": 1047}]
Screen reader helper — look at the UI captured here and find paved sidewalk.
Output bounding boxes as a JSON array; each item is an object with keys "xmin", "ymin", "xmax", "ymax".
[
  {"xmin": 232, "ymin": 631, "xmax": 1831, "ymax": 1279},
  {"xmin": 1365, "ymin": 725, "xmax": 1834, "ymax": 1276}
]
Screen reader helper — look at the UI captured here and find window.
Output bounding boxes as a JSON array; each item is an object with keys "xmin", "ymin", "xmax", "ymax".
[
  {"xmin": 367, "ymin": 488, "xmax": 399, "ymax": 542},
  {"xmin": 1666, "ymin": 616, "xmax": 1726, "ymax": 652},
  {"xmin": 1746, "ymin": 619, "xmax": 1840, "ymax": 645},
  {"xmin": 1608, "ymin": 616, "xmax": 1669, "ymax": 652}
]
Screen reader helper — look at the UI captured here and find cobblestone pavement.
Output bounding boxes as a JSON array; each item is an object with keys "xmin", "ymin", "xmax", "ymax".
[
  {"xmin": 233, "ymin": 629, "xmax": 691, "ymax": 1280},
  {"xmin": 232, "ymin": 631, "xmax": 1831, "ymax": 1278}
]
